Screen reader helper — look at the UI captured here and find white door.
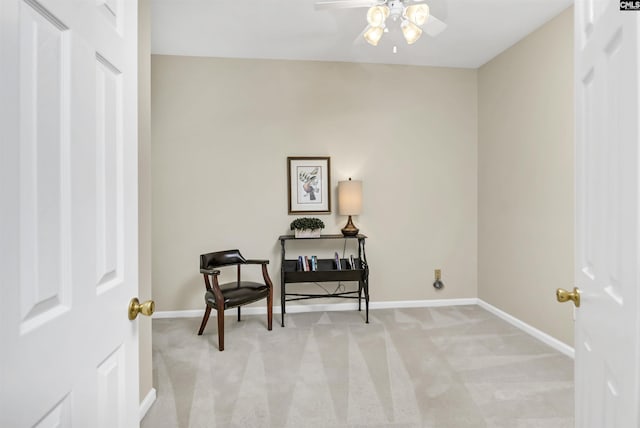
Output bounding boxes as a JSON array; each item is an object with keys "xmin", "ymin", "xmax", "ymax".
[
  {"xmin": 0, "ymin": 0, "xmax": 140, "ymax": 426},
  {"xmin": 574, "ymin": 0, "xmax": 640, "ymax": 426}
]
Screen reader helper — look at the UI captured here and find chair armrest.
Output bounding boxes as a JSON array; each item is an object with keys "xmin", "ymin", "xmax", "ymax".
[
  {"xmin": 200, "ymin": 269, "xmax": 221, "ymax": 275},
  {"xmin": 244, "ymin": 259, "xmax": 269, "ymax": 265}
]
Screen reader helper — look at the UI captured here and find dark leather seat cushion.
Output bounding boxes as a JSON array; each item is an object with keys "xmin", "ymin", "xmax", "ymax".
[{"xmin": 205, "ymin": 281, "xmax": 269, "ymax": 309}]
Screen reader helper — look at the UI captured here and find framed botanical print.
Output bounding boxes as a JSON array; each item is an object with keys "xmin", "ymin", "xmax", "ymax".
[{"xmin": 287, "ymin": 156, "xmax": 331, "ymax": 214}]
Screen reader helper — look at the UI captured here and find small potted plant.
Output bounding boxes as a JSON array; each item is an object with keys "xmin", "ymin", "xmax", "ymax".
[{"xmin": 290, "ymin": 217, "xmax": 325, "ymax": 238}]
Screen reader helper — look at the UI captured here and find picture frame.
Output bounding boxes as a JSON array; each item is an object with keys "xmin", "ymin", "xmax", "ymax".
[{"xmin": 287, "ymin": 156, "xmax": 331, "ymax": 214}]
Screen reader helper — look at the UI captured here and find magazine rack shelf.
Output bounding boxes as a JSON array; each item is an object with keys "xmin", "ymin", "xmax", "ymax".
[{"xmin": 278, "ymin": 234, "xmax": 369, "ymax": 327}]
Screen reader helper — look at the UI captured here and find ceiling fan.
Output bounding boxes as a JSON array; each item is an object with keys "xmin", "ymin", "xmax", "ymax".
[{"xmin": 315, "ymin": 0, "xmax": 447, "ymax": 46}]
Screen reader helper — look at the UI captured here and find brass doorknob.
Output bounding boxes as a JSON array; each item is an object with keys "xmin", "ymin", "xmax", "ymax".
[
  {"xmin": 128, "ymin": 298, "xmax": 155, "ymax": 320},
  {"xmin": 556, "ymin": 287, "xmax": 580, "ymax": 308}
]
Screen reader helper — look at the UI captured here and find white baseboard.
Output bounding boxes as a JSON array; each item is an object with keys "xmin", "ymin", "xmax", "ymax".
[
  {"xmin": 477, "ymin": 299, "xmax": 575, "ymax": 359},
  {"xmin": 152, "ymin": 298, "xmax": 574, "ymax": 359},
  {"xmin": 139, "ymin": 387, "xmax": 156, "ymax": 421},
  {"xmin": 152, "ymin": 298, "xmax": 478, "ymax": 319},
  {"xmin": 371, "ymin": 298, "xmax": 478, "ymax": 309},
  {"xmin": 154, "ymin": 309, "xmax": 202, "ymax": 319}
]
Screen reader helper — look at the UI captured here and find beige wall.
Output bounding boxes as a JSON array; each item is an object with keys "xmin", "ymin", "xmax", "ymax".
[
  {"xmin": 151, "ymin": 57, "xmax": 478, "ymax": 311},
  {"xmin": 478, "ymin": 7, "xmax": 574, "ymax": 346},
  {"xmin": 138, "ymin": 0, "xmax": 153, "ymax": 403}
]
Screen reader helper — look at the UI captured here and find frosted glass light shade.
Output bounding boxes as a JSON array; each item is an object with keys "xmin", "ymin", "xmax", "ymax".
[
  {"xmin": 401, "ymin": 19, "xmax": 422, "ymax": 44},
  {"xmin": 366, "ymin": 6, "xmax": 390, "ymax": 27},
  {"xmin": 338, "ymin": 179, "xmax": 363, "ymax": 215},
  {"xmin": 405, "ymin": 4, "xmax": 429, "ymax": 26},
  {"xmin": 364, "ymin": 26, "xmax": 384, "ymax": 46}
]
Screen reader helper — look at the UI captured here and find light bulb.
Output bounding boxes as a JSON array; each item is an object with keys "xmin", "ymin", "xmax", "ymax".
[
  {"xmin": 364, "ymin": 25, "xmax": 384, "ymax": 46},
  {"xmin": 405, "ymin": 3, "xmax": 429, "ymax": 26},
  {"xmin": 401, "ymin": 19, "xmax": 422, "ymax": 44},
  {"xmin": 366, "ymin": 6, "xmax": 390, "ymax": 27}
]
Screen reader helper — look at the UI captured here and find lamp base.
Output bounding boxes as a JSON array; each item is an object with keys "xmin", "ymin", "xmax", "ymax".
[{"xmin": 341, "ymin": 215, "xmax": 359, "ymax": 237}]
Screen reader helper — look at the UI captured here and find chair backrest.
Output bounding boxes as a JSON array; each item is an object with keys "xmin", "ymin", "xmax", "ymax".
[{"xmin": 200, "ymin": 249, "xmax": 246, "ymax": 270}]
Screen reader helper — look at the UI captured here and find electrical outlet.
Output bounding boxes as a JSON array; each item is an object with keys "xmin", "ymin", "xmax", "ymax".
[{"xmin": 433, "ymin": 269, "xmax": 443, "ymax": 289}]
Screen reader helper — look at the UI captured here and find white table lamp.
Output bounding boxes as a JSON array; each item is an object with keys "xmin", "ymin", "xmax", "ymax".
[{"xmin": 338, "ymin": 178, "xmax": 362, "ymax": 236}]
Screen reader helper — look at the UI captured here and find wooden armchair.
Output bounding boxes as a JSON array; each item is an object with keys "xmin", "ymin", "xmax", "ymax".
[{"xmin": 198, "ymin": 249, "xmax": 273, "ymax": 351}]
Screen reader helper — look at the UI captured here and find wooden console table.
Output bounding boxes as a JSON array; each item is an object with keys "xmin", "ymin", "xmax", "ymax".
[{"xmin": 278, "ymin": 234, "xmax": 369, "ymax": 327}]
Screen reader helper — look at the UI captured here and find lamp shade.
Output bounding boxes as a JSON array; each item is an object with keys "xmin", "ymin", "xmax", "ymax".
[
  {"xmin": 405, "ymin": 3, "xmax": 429, "ymax": 26},
  {"xmin": 364, "ymin": 26, "xmax": 384, "ymax": 46},
  {"xmin": 366, "ymin": 5, "xmax": 389, "ymax": 27},
  {"xmin": 338, "ymin": 179, "xmax": 363, "ymax": 215},
  {"xmin": 401, "ymin": 19, "xmax": 422, "ymax": 44}
]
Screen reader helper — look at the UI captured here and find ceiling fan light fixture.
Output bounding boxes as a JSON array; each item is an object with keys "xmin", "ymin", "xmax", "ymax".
[
  {"xmin": 401, "ymin": 19, "xmax": 422, "ymax": 44},
  {"xmin": 405, "ymin": 3, "xmax": 429, "ymax": 26},
  {"xmin": 364, "ymin": 25, "xmax": 384, "ymax": 46},
  {"xmin": 366, "ymin": 5, "xmax": 390, "ymax": 27}
]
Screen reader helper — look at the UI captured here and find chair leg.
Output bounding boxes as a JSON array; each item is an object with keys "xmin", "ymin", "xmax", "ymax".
[
  {"xmin": 217, "ymin": 307, "xmax": 225, "ymax": 351},
  {"xmin": 237, "ymin": 307, "xmax": 241, "ymax": 322},
  {"xmin": 198, "ymin": 306, "xmax": 212, "ymax": 335},
  {"xmin": 267, "ymin": 291, "xmax": 273, "ymax": 331}
]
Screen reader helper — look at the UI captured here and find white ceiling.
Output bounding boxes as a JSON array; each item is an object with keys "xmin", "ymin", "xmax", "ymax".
[{"xmin": 151, "ymin": 0, "xmax": 573, "ymax": 69}]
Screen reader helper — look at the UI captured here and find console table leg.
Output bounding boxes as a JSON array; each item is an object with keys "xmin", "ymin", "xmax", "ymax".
[
  {"xmin": 280, "ymin": 240, "xmax": 286, "ymax": 327},
  {"xmin": 364, "ymin": 278, "xmax": 370, "ymax": 324}
]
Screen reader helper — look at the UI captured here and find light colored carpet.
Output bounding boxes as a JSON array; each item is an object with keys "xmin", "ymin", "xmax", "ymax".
[{"xmin": 141, "ymin": 306, "xmax": 574, "ymax": 428}]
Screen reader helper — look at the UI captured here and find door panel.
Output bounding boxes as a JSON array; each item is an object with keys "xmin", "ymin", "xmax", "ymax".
[
  {"xmin": 97, "ymin": 346, "xmax": 127, "ymax": 428},
  {"xmin": 18, "ymin": 0, "xmax": 71, "ymax": 334},
  {"xmin": 96, "ymin": 54, "xmax": 123, "ymax": 291}
]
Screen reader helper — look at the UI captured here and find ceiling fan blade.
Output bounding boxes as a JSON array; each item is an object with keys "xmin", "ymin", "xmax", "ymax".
[
  {"xmin": 423, "ymin": 14, "xmax": 447, "ymax": 37},
  {"xmin": 314, "ymin": 0, "xmax": 381, "ymax": 10}
]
